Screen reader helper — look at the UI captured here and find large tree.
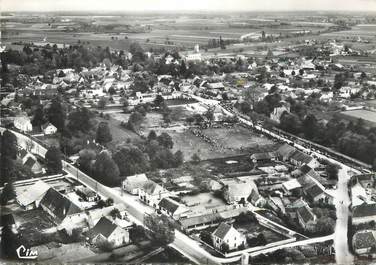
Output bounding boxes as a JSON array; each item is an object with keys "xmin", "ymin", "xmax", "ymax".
[
  {"xmin": 96, "ymin": 122, "xmax": 112, "ymax": 145},
  {"xmin": 302, "ymin": 114, "xmax": 318, "ymax": 140},
  {"xmin": 0, "ymin": 225, "xmax": 19, "ymax": 259},
  {"xmin": 47, "ymin": 96, "xmax": 66, "ymax": 132},
  {"xmin": 154, "ymin": 94, "xmax": 165, "ymax": 108},
  {"xmin": 93, "ymin": 150, "xmax": 120, "ymax": 186},
  {"xmin": 113, "ymin": 146, "xmax": 150, "ymax": 176},
  {"xmin": 1, "ymin": 130, "xmax": 17, "ymax": 159},
  {"xmin": 45, "ymin": 146, "xmax": 63, "ymax": 174},
  {"xmin": 77, "ymin": 148, "xmax": 97, "ymax": 173},
  {"xmin": 144, "ymin": 213, "xmax": 175, "ymax": 245},
  {"xmin": 67, "ymin": 107, "xmax": 93, "ymax": 133},
  {"xmin": 127, "ymin": 111, "xmax": 144, "ymax": 132},
  {"xmin": 157, "ymin": 132, "xmax": 174, "ymax": 149},
  {"xmin": 0, "ymin": 181, "xmax": 16, "ymax": 205},
  {"xmin": 31, "ymin": 105, "xmax": 46, "ymax": 129},
  {"xmin": 279, "ymin": 112, "xmax": 301, "ymax": 135}
]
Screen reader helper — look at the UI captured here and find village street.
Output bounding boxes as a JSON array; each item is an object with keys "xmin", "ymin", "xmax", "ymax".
[{"xmin": 333, "ymin": 167, "xmax": 354, "ymax": 265}]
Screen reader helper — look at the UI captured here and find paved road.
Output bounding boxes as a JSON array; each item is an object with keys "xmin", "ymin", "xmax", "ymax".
[{"xmin": 333, "ymin": 167, "xmax": 354, "ymax": 265}]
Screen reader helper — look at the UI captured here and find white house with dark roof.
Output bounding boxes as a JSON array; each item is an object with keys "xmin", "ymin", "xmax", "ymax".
[
  {"xmin": 138, "ymin": 180, "xmax": 170, "ymax": 208},
  {"xmin": 23, "ymin": 156, "xmax": 44, "ymax": 174},
  {"xmin": 211, "ymin": 222, "xmax": 246, "ymax": 251},
  {"xmin": 41, "ymin": 122, "xmax": 57, "ymax": 135},
  {"xmin": 40, "ymin": 188, "xmax": 83, "ymax": 224},
  {"xmin": 89, "ymin": 216, "xmax": 130, "ymax": 248},
  {"xmin": 304, "ymin": 184, "xmax": 332, "ymax": 204},
  {"xmin": 158, "ymin": 197, "xmax": 189, "ymax": 220},
  {"xmin": 290, "ymin": 150, "xmax": 319, "ymax": 168},
  {"xmin": 297, "ymin": 205, "xmax": 316, "ymax": 230}
]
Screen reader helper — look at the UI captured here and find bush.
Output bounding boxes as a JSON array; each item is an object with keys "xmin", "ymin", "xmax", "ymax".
[
  {"xmin": 199, "ymin": 230, "xmax": 212, "ymax": 245},
  {"xmin": 96, "ymin": 239, "xmax": 114, "ymax": 252}
]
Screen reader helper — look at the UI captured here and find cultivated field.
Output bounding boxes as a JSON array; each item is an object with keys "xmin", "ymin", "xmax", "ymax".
[{"xmin": 3, "ymin": 13, "xmax": 334, "ymax": 50}]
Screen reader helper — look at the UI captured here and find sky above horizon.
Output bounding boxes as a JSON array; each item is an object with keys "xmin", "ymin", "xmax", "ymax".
[{"xmin": 2, "ymin": 0, "xmax": 376, "ymax": 12}]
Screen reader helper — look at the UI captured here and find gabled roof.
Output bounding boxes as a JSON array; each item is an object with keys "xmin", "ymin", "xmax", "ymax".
[
  {"xmin": 300, "ymin": 164, "xmax": 313, "ymax": 175},
  {"xmin": 142, "ymin": 180, "xmax": 164, "ymax": 195},
  {"xmin": 91, "ymin": 217, "xmax": 118, "ymax": 239},
  {"xmin": 287, "ymin": 198, "xmax": 308, "ymax": 209},
  {"xmin": 290, "ymin": 150, "xmax": 314, "ymax": 164},
  {"xmin": 158, "ymin": 197, "xmax": 181, "ymax": 214},
  {"xmin": 40, "ymin": 188, "xmax": 81, "ymax": 222},
  {"xmin": 41, "ymin": 122, "xmax": 56, "ymax": 130},
  {"xmin": 248, "ymin": 189, "xmax": 262, "ymax": 204},
  {"xmin": 353, "ymin": 203, "xmax": 376, "ymax": 218},
  {"xmin": 282, "ymin": 179, "xmax": 302, "ymax": 191},
  {"xmin": 212, "ymin": 222, "xmax": 234, "ymax": 240},
  {"xmin": 180, "ymin": 212, "xmax": 222, "ymax": 228},
  {"xmin": 17, "ymin": 180, "xmax": 50, "ymax": 206},
  {"xmin": 24, "ymin": 157, "xmax": 37, "ymax": 168},
  {"xmin": 305, "ymin": 184, "xmax": 324, "ymax": 198},
  {"xmin": 18, "ymin": 149, "xmax": 28, "ymax": 159},
  {"xmin": 124, "ymin": 174, "xmax": 149, "ymax": 186},
  {"xmin": 276, "ymin": 143, "xmax": 296, "ymax": 158},
  {"xmin": 297, "ymin": 206, "xmax": 316, "ymax": 224}
]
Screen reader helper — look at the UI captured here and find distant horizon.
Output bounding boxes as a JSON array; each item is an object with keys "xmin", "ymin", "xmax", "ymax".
[
  {"xmin": 3, "ymin": 0, "xmax": 376, "ymax": 13},
  {"xmin": 3, "ymin": 10, "xmax": 376, "ymax": 14}
]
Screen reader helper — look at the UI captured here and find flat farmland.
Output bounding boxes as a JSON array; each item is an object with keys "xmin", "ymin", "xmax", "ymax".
[
  {"xmin": 322, "ymin": 24, "xmax": 376, "ymax": 42},
  {"xmin": 3, "ymin": 15, "xmax": 332, "ymax": 50}
]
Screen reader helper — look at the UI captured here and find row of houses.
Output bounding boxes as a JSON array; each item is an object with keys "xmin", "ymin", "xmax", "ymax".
[{"xmin": 15, "ymin": 179, "xmax": 131, "ymax": 249}]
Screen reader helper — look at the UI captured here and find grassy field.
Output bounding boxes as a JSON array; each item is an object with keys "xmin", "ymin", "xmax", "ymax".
[
  {"xmin": 96, "ymin": 115, "xmax": 141, "ymax": 150},
  {"xmin": 234, "ymin": 221, "xmax": 287, "ymax": 244},
  {"xmin": 149, "ymin": 124, "xmax": 274, "ymax": 162},
  {"xmin": 203, "ymin": 126, "xmax": 272, "ymax": 150},
  {"xmin": 340, "ymin": 109, "xmax": 376, "ymax": 127}
]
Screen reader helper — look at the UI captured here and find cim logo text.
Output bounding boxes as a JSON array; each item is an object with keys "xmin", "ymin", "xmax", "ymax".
[{"xmin": 16, "ymin": 245, "xmax": 38, "ymax": 260}]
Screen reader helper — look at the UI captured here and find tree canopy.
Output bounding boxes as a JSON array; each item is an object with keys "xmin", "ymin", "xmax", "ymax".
[
  {"xmin": 144, "ymin": 213, "xmax": 176, "ymax": 245},
  {"xmin": 96, "ymin": 122, "xmax": 112, "ymax": 145},
  {"xmin": 93, "ymin": 150, "xmax": 120, "ymax": 186},
  {"xmin": 45, "ymin": 146, "xmax": 63, "ymax": 174}
]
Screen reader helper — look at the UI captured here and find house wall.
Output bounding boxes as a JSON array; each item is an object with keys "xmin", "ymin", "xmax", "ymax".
[
  {"xmin": 353, "ymin": 215, "xmax": 376, "ymax": 225},
  {"xmin": 139, "ymin": 190, "xmax": 169, "ymax": 208},
  {"xmin": 108, "ymin": 227, "xmax": 130, "ymax": 248},
  {"xmin": 355, "ymin": 247, "xmax": 372, "ymax": 255},
  {"xmin": 211, "ymin": 231, "xmax": 246, "ymax": 251}
]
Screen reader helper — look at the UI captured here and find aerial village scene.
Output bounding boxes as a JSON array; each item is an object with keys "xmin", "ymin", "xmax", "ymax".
[{"xmin": 0, "ymin": 0, "xmax": 376, "ymax": 264}]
